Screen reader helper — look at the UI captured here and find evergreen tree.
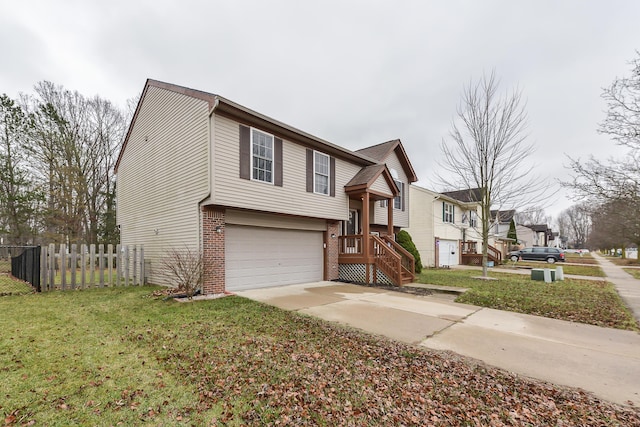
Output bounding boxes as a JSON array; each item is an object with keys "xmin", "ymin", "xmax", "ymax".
[{"xmin": 396, "ymin": 230, "xmax": 423, "ymax": 273}]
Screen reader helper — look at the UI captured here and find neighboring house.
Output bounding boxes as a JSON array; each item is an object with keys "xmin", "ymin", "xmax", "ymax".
[
  {"xmin": 407, "ymin": 187, "xmax": 499, "ymax": 267},
  {"xmin": 529, "ymin": 224, "xmax": 552, "ymax": 246},
  {"xmin": 115, "ymin": 79, "xmax": 418, "ymax": 294},
  {"xmin": 490, "ymin": 209, "xmax": 516, "ymax": 238},
  {"xmin": 514, "ymin": 224, "xmax": 537, "ymax": 248}
]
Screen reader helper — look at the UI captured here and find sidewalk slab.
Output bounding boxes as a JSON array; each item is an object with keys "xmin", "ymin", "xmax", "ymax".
[
  {"xmin": 591, "ymin": 252, "xmax": 640, "ymax": 323},
  {"xmin": 420, "ymin": 316, "xmax": 640, "ymax": 406},
  {"xmin": 238, "ymin": 280, "xmax": 640, "ymax": 406}
]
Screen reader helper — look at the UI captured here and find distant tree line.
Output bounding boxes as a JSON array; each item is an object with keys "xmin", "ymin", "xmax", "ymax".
[
  {"xmin": 563, "ymin": 51, "xmax": 640, "ymax": 253},
  {"xmin": 0, "ymin": 81, "xmax": 131, "ymax": 245}
]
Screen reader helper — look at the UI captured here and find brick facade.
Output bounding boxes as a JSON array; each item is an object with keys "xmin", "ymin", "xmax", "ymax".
[
  {"xmin": 326, "ymin": 220, "xmax": 340, "ymax": 281},
  {"xmin": 202, "ymin": 206, "xmax": 226, "ymax": 294}
]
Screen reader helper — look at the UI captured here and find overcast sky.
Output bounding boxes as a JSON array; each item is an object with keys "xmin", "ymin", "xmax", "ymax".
[{"xmin": 2, "ymin": 1, "xmax": 639, "ymax": 220}]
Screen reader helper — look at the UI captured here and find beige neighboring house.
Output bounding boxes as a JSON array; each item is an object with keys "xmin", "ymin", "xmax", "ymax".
[
  {"xmin": 115, "ymin": 79, "xmax": 418, "ymax": 294},
  {"xmin": 407, "ymin": 187, "xmax": 498, "ymax": 267}
]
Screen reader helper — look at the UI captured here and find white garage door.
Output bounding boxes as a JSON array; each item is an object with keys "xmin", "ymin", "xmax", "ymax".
[
  {"xmin": 438, "ymin": 239, "xmax": 459, "ymax": 267},
  {"xmin": 226, "ymin": 225, "xmax": 324, "ymax": 291}
]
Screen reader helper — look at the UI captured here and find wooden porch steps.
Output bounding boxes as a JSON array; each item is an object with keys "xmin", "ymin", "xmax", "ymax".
[{"xmin": 400, "ymin": 271, "xmax": 414, "ymax": 285}]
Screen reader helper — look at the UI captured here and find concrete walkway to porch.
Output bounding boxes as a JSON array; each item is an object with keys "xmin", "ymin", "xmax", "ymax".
[{"xmin": 236, "ymin": 281, "xmax": 640, "ymax": 407}]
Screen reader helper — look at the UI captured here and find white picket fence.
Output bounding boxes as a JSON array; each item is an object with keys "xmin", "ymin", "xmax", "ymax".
[{"xmin": 40, "ymin": 244, "xmax": 145, "ymax": 291}]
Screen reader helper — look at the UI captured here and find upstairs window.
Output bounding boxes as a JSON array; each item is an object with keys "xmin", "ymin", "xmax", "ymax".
[
  {"xmin": 393, "ymin": 180, "xmax": 404, "ymax": 210},
  {"xmin": 443, "ymin": 202, "xmax": 454, "ymax": 223},
  {"xmin": 251, "ymin": 129, "xmax": 273, "ymax": 183},
  {"xmin": 469, "ymin": 210, "xmax": 478, "ymax": 227},
  {"xmin": 314, "ymin": 151, "xmax": 330, "ymax": 195}
]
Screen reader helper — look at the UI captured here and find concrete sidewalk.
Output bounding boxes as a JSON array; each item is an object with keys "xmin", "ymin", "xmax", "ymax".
[
  {"xmin": 592, "ymin": 252, "xmax": 640, "ymax": 323},
  {"xmin": 237, "ymin": 281, "xmax": 640, "ymax": 407}
]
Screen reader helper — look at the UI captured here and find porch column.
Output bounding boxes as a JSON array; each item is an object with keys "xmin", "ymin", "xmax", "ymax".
[
  {"xmin": 387, "ymin": 197, "xmax": 394, "ymax": 236},
  {"xmin": 362, "ymin": 192, "xmax": 370, "ymax": 259}
]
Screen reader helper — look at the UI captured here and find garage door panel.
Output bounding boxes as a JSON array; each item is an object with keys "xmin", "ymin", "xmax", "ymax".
[
  {"xmin": 226, "ymin": 226, "xmax": 323, "ymax": 291},
  {"xmin": 438, "ymin": 239, "xmax": 459, "ymax": 267}
]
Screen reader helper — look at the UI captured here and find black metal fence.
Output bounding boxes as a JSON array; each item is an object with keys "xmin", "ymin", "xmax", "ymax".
[{"xmin": 0, "ymin": 246, "xmax": 39, "ymax": 295}]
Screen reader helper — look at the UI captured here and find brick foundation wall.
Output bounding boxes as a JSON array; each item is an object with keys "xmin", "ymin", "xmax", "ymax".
[
  {"xmin": 326, "ymin": 220, "xmax": 340, "ymax": 281},
  {"xmin": 202, "ymin": 207, "xmax": 225, "ymax": 294}
]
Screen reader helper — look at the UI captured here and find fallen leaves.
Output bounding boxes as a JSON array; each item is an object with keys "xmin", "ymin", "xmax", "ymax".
[{"xmin": 129, "ymin": 309, "xmax": 640, "ymax": 426}]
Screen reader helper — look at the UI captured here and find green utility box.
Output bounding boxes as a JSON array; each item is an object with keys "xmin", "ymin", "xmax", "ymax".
[{"xmin": 531, "ymin": 268, "xmax": 556, "ymax": 282}]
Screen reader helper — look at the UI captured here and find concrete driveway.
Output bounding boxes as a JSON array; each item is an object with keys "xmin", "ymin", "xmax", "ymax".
[{"xmin": 236, "ymin": 281, "xmax": 640, "ymax": 407}]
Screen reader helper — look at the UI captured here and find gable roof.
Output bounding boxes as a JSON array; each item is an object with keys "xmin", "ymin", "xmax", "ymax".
[
  {"xmin": 441, "ymin": 188, "xmax": 483, "ymax": 203},
  {"xmin": 344, "ymin": 164, "xmax": 398, "ymax": 199},
  {"xmin": 356, "ymin": 139, "xmax": 418, "ymax": 183},
  {"xmin": 490, "ymin": 209, "xmax": 516, "ymax": 223},
  {"xmin": 530, "ymin": 224, "xmax": 551, "ymax": 233},
  {"xmin": 116, "ymin": 79, "xmax": 382, "ymax": 172}
]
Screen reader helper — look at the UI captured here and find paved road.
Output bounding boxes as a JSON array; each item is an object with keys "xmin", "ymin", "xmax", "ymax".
[{"xmin": 237, "ymin": 281, "xmax": 640, "ymax": 406}]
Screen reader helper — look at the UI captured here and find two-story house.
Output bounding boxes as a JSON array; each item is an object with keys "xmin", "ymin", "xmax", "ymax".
[
  {"xmin": 115, "ymin": 80, "xmax": 417, "ymax": 294},
  {"xmin": 407, "ymin": 187, "xmax": 500, "ymax": 267}
]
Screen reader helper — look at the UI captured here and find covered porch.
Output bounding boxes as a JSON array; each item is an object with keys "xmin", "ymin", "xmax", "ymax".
[{"xmin": 337, "ymin": 165, "xmax": 415, "ymax": 286}]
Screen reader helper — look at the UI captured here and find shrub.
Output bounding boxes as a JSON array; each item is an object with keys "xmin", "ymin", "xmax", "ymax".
[
  {"xmin": 396, "ymin": 230, "xmax": 423, "ymax": 273},
  {"xmin": 160, "ymin": 246, "xmax": 204, "ymax": 299}
]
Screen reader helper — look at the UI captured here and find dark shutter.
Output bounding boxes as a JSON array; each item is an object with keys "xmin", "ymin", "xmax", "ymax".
[
  {"xmin": 442, "ymin": 201, "xmax": 445, "ymax": 221},
  {"xmin": 306, "ymin": 149, "xmax": 313, "ymax": 192},
  {"xmin": 401, "ymin": 182, "xmax": 405, "ymax": 211},
  {"xmin": 274, "ymin": 137, "xmax": 283, "ymax": 187},
  {"xmin": 452, "ymin": 205, "xmax": 455, "ymax": 224},
  {"xmin": 239, "ymin": 125, "xmax": 250, "ymax": 180},
  {"xmin": 330, "ymin": 156, "xmax": 336, "ymax": 197}
]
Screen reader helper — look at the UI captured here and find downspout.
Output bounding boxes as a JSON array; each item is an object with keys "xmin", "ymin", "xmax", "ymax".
[{"xmin": 197, "ymin": 98, "xmax": 219, "ymax": 253}]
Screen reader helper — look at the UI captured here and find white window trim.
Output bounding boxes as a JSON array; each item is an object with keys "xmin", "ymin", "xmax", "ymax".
[
  {"xmin": 444, "ymin": 202, "xmax": 455, "ymax": 223},
  {"xmin": 313, "ymin": 150, "xmax": 330, "ymax": 195},
  {"xmin": 250, "ymin": 128, "xmax": 274, "ymax": 185},
  {"xmin": 469, "ymin": 210, "xmax": 478, "ymax": 227}
]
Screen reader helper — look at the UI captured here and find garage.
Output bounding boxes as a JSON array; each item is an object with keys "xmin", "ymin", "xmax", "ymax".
[
  {"xmin": 225, "ymin": 225, "xmax": 324, "ymax": 291},
  {"xmin": 438, "ymin": 239, "xmax": 459, "ymax": 267}
]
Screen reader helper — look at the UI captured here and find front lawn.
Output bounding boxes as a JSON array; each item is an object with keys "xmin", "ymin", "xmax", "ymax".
[
  {"xmin": 498, "ymin": 261, "xmax": 605, "ymax": 277},
  {"xmin": 1, "ymin": 287, "xmax": 638, "ymax": 425},
  {"xmin": 417, "ymin": 269, "xmax": 638, "ymax": 331},
  {"xmin": 624, "ymin": 268, "xmax": 640, "ymax": 279}
]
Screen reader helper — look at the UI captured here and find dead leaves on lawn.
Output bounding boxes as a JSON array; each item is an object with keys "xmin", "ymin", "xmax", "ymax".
[{"xmin": 126, "ymin": 311, "xmax": 639, "ymax": 426}]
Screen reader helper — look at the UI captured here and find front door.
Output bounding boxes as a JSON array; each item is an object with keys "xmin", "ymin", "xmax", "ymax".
[
  {"xmin": 345, "ymin": 209, "xmax": 359, "ymax": 235},
  {"xmin": 342, "ymin": 209, "xmax": 360, "ymax": 253}
]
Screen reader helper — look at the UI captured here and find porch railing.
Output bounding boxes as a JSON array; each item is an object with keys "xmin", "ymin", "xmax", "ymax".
[
  {"xmin": 460, "ymin": 241, "xmax": 502, "ymax": 264},
  {"xmin": 371, "ymin": 235, "xmax": 402, "ymax": 285},
  {"xmin": 383, "ymin": 236, "xmax": 415, "ymax": 281},
  {"xmin": 338, "ymin": 235, "xmax": 364, "ymax": 257}
]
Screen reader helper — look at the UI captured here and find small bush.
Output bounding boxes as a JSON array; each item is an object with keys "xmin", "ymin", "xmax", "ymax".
[
  {"xmin": 396, "ymin": 230, "xmax": 423, "ymax": 273},
  {"xmin": 160, "ymin": 246, "xmax": 204, "ymax": 298}
]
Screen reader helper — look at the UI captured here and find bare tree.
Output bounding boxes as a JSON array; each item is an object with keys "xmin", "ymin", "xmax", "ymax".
[
  {"xmin": 516, "ymin": 205, "xmax": 550, "ymax": 226},
  {"xmin": 559, "ymin": 203, "xmax": 591, "ymax": 248},
  {"xmin": 21, "ymin": 82, "xmax": 127, "ymax": 244},
  {"xmin": 439, "ymin": 71, "xmax": 546, "ymax": 277},
  {"xmin": 600, "ymin": 51, "xmax": 640, "ymax": 149},
  {"xmin": 564, "ymin": 52, "xmax": 640, "ymax": 227}
]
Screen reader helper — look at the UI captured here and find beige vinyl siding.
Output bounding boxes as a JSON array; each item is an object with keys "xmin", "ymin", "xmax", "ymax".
[
  {"xmin": 406, "ymin": 185, "xmax": 437, "ymax": 267},
  {"xmin": 116, "ymin": 86, "xmax": 210, "ymax": 284},
  {"xmin": 373, "ymin": 152, "xmax": 409, "ymax": 227},
  {"xmin": 212, "ymin": 114, "xmax": 359, "ymax": 221},
  {"xmin": 370, "ymin": 174, "xmax": 394, "ymax": 196},
  {"xmin": 434, "ymin": 199, "xmax": 464, "ymax": 241},
  {"xmin": 226, "ymin": 209, "xmax": 326, "ymax": 231}
]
